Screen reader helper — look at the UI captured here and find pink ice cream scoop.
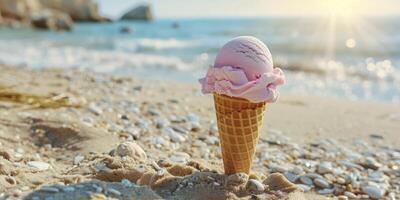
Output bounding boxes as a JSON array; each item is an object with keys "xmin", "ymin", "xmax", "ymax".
[{"xmin": 199, "ymin": 36, "xmax": 285, "ymax": 103}]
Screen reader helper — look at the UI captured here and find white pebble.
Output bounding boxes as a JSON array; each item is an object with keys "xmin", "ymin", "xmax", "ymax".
[
  {"xmin": 314, "ymin": 178, "xmax": 330, "ymax": 188},
  {"xmin": 247, "ymin": 179, "xmax": 265, "ymax": 192},
  {"xmin": 116, "ymin": 142, "xmax": 147, "ymax": 160},
  {"xmin": 88, "ymin": 103, "xmax": 102, "ymax": 115},
  {"xmin": 162, "ymin": 127, "xmax": 185, "ymax": 143},
  {"xmin": 27, "ymin": 161, "xmax": 50, "ymax": 171},
  {"xmin": 73, "ymin": 155, "xmax": 85, "ymax": 165},
  {"xmin": 362, "ymin": 185, "xmax": 385, "ymax": 199}
]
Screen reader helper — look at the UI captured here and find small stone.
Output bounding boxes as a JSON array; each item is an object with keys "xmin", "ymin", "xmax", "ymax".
[
  {"xmin": 147, "ymin": 108, "xmax": 161, "ymax": 116},
  {"xmin": 296, "ymin": 184, "xmax": 311, "ymax": 192},
  {"xmin": 318, "ymin": 188, "xmax": 334, "ymax": 195},
  {"xmin": 172, "ymin": 125, "xmax": 189, "ymax": 135},
  {"xmin": 116, "ymin": 141, "xmax": 147, "ymax": 160},
  {"xmin": 162, "ymin": 127, "xmax": 185, "ymax": 143},
  {"xmin": 360, "ymin": 157, "xmax": 382, "ymax": 170},
  {"xmin": 193, "ymin": 140, "xmax": 207, "ymax": 148},
  {"xmin": 317, "ymin": 162, "xmax": 333, "ymax": 174},
  {"xmin": 205, "ymin": 136, "xmax": 219, "ymax": 145},
  {"xmin": 73, "ymin": 155, "xmax": 85, "ymax": 165},
  {"xmin": 338, "ymin": 195, "xmax": 348, "ymax": 200},
  {"xmin": 300, "ymin": 176, "xmax": 313, "ymax": 186},
  {"xmin": 362, "ymin": 185, "xmax": 385, "ymax": 199},
  {"xmin": 336, "ymin": 177, "xmax": 346, "ymax": 185},
  {"xmin": 155, "ymin": 118, "xmax": 170, "ymax": 129},
  {"xmin": 88, "ymin": 103, "xmax": 102, "ymax": 115},
  {"xmin": 27, "ymin": 161, "xmax": 50, "ymax": 171},
  {"xmin": 121, "ymin": 179, "xmax": 132, "ymax": 187},
  {"xmin": 108, "ymin": 188, "xmax": 121, "ymax": 196},
  {"xmin": 209, "ymin": 123, "xmax": 218, "ymax": 135},
  {"xmin": 314, "ymin": 178, "xmax": 330, "ymax": 188},
  {"xmin": 246, "ymin": 179, "xmax": 265, "ymax": 192},
  {"xmin": 170, "ymin": 152, "xmax": 191, "ymax": 163},
  {"xmin": 369, "ymin": 134, "xmax": 384, "ymax": 139},
  {"xmin": 344, "ymin": 191, "xmax": 357, "ymax": 199},
  {"xmin": 283, "ymin": 172, "xmax": 299, "ymax": 183}
]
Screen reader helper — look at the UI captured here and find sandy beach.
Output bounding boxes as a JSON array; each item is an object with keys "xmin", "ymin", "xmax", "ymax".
[{"xmin": 0, "ymin": 64, "xmax": 399, "ymax": 199}]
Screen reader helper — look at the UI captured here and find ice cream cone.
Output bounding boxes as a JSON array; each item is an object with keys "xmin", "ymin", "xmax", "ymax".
[{"xmin": 213, "ymin": 94, "xmax": 266, "ymax": 175}]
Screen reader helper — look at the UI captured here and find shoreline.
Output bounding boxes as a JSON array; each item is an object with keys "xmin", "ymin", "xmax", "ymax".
[{"xmin": 0, "ymin": 64, "xmax": 399, "ymax": 199}]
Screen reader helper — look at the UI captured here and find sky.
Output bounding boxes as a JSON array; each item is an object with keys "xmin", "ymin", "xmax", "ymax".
[{"xmin": 96, "ymin": 0, "xmax": 400, "ymax": 19}]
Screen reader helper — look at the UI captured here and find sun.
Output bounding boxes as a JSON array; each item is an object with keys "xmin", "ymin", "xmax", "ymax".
[{"xmin": 319, "ymin": 0, "xmax": 362, "ymax": 18}]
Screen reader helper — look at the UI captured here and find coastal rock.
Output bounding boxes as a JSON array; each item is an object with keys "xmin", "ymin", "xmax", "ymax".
[
  {"xmin": 30, "ymin": 9, "xmax": 73, "ymax": 31},
  {"xmin": 116, "ymin": 142, "xmax": 147, "ymax": 160},
  {"xmin": 120, "ymin": 5, "xmax": 153, "ymax": 21},
  {"xmin": 38, "ymin": 0, "xmax": 105, "ymax": 22},
  {"xmin": 0, "ymin": 0, "xmax": 41, "ymax": 20}
]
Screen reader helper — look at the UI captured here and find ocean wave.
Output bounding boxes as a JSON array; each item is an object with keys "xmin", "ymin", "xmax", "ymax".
[
  {"xmin": 275, "ymin": 58, "xmax": 400, "ymax": 83},
  {"xmin": 115, "ymin": 38, "xmax": 196, "ymax": 52},
  {"xmin": 0, "ymin": 41, "xmax": 200, "ymax": 72}
]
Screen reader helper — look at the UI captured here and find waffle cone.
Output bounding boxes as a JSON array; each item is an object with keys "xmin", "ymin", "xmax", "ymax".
[{"xmin": 213, "ymin": 94, "xmax": 266, "ymax": 175}]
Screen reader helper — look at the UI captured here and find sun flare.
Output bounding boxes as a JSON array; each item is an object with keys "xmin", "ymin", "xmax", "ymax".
[{"xmin": 319, "ymin": 0, "xmax": 363, "ymax": 18}]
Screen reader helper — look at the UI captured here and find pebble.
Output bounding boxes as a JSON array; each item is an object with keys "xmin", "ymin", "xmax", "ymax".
[
  {"xmin": 305, "ymin": 173, "xmax": 324, "ymax": 180},
  {"xmin": 337, "ymin": 195, "xmax": 348, "ymax": 200},
  {"xmin": 209, "ymin": 123, "xmax": 218, "ymax": 135},
  {"xmin": 121, "ymin": 179, "xmax": 132, "ymax": 187},
  {"xmin": 283, "ymin": 172, "xmax": 299, "ymax": 183},
  {"xmin": 147, "ymin": 108, "xmax": 161, "ymax": 116},
  {"xmin": 88, "ymin": 102, "xmax": 102, "ymax": 115},
  {"xmin": 151, "ymin": 136, "xmax": 168, "ymax": 147},
  {"xmin": 205, "ymin": 136, "xmax": 219, "ymax": 145},
  {"xmin": 193, "ymin": 140, "xmax": 207, "ymax": 148},
  {"xmin": 317, "ymin": 162, "xmax": 333, "ymax": 174},
  {"xmin": 108, "ymin": 188, "xmax": 121, "ymax": 196},
  {"xmin": 362, "ymin": 185, "xmax": 385, "ymax": 199},
  {"xmin": 73, "ymin": 155, "xmax": 85, "ymax": 165},
  {"xmin": 170, "ymin": 152, "xmax": 191, "ymax": 163},
  {"xmin": 27, "ymin": 161, "xmax": 50, "ymax": 171},
  {"xmin": 155, "ymin": 118, "xmax": 170, "ymax": 129},
  {"xmin": 317, "ymin": 188, "xmax": 334, "ymax": 195},
  {"xmin": 296, "ymin": 184, "xmax": 311, "ymax": 192},
  {"xmin": 172, "ymin": 125, "xmax": 189, "ymax": 135},
  {"xmin": 162, "ymin": 127, "xmax": 185, "ymax": 143},
  {"xmin": 246, "ymin": 179, "xmax": 265, "ymax": 192},
  {"xmin": 314, "ymin": 178, "xmax": 330, "ymax": 188},
  {"xmin": 116, "ymin": 142, "xmax": 147, "ymax": 160},
  {"xmin": 344, "ymin": 191, "xmax": 357, "ymax": 199},
  {"xmin": 299, "ymin": 176, "xmax": 314, "ymax": 186}
]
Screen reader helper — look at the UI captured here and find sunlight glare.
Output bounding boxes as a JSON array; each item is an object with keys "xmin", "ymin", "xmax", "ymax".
[{"xmin": 320, "ymin": 0, "xmax": 363, "ymax": 18}]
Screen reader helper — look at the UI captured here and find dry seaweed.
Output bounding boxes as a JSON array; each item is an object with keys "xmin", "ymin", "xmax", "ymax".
[{"xmin": 0, "ymin": 85, "xmax": 82, "ymax": 108}]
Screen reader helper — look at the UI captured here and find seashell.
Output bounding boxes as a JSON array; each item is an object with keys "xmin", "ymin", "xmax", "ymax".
[{"xmin": 263, "ymin": 173, "xmax": 298, "ymax": 193}]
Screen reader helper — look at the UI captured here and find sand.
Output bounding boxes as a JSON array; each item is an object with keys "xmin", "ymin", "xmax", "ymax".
[{"xmin": 0, "ymin": 65, "xmax": 399, "ymax": 200}]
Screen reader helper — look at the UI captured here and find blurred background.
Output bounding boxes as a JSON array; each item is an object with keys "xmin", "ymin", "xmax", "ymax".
[{"xmin": 0, "ymin": 0, "xmax": 399, "ymax": 102}]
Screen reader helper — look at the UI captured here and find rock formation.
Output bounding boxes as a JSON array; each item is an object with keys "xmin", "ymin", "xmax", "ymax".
[
  {"xmin": 38, "ymin": 0, "xmax": 106, "ymax": 22},
  {"xmin": 0, "ymin": 0, "xmax": 107, "ymax": 31},
  {"xmin": 30, "ymin": 9, "xmax": 73, "ymax": 31},
  {"xmin": 120, "ymin": 5, "xmax": 153, "ymax": 21}
]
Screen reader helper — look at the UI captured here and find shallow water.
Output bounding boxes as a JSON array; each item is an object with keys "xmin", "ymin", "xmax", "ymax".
[{"xmin": 0, "ymin": 17, "xmax": 399, "ymax": 102}]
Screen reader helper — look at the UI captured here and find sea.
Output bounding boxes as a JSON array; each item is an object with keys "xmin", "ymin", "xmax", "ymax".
[{"xmin": 0, "ymin": 17, "xmax": 399, "ymax": 103}]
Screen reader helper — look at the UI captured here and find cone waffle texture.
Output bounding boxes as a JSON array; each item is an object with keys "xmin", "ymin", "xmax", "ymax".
[{"xmin": 213, "ymin": 94, "xmax": 266, "ymax": 175}]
